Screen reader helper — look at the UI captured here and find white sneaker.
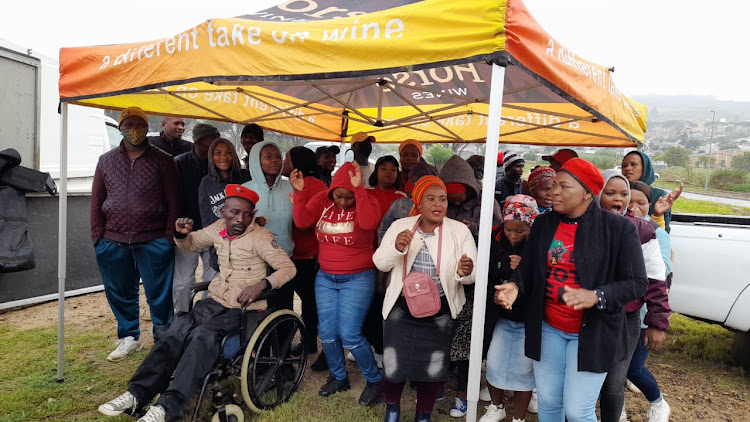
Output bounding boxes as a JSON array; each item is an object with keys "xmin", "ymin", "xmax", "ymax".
[
  {"xmin": 626, "ymin": 379, "xmax": 642, "ymax": 394},
  {"xmin": 511, "ymin": 419, "xmax": 525, "ymax": 422},
  {"xmin": 527, "ymin": 389, "xmax": 538, "ymax": 413},
  {"xmin": 374, "ymin": 352, "xmax": 383, "ymax": 369},
  {"xmin": 449, "ymin": 397, "xmax": 468, "ymax": 417},
  {"xmin": 98, "ymin": 391, "xmax": 137, "ymax": 416},
  {"xmin": 648, "ymin": 399, "xmax": 671, "ymax": 422},
  {"xmin": 479, "ymin": 386, "xmax": 491, "ymax": 401},
  {"xmin": 107, "ymin": 336, "xmax": 143, "ymax": 362},
  {"xmin": 137, "ymin": 405, "xmax": 166, "ymax": 422},
  {"xmin": 346, "ymin": 351, "xmax": 356, "ymax": 362},
  {"xmin": 478, "ymin": 403, "xmax": 506, "ymax": 422}
]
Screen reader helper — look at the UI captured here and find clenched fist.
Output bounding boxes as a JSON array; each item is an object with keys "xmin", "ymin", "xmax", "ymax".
[{"xmin": 175, "ymin": 218, "xmax": 194, "ymax": 235}]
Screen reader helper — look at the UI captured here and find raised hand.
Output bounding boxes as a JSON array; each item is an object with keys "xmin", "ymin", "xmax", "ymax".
[
  {"xmin": 457, "ymin": 253, "xmax": 473, "ymax": 277},
  {"xmin": 509, "ymin": 254, "xmax": 522, "ymax": 270},
  {"xmin": 349, "ymin": 161, "xmax": 363, "ymax": 188},
  {"xmin": 562, "ymin": 285, "xmax": 599, "ymax": 310},
  {"xmin": 654, "ymin": 182, "xmax": 684, "ymax": 216},
  {"xmin": 175, "ymin": 218, "xmax": 194, "ymax": 235},
  {"xmin": 494, "ymin": 283, "xmax": 519, "ymax": 310},
  {"xmin": 289, "ymin": 169, "xmax": 305, "ymax": 192},
  {"xmin": 395, "ymin": 229, "xmax": 414, "ymax": 252}
]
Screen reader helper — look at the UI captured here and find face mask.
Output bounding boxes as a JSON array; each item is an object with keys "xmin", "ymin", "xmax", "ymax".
[{"xmin": 121, "ymin": 128, "xmax": 148, "ymax": 146}]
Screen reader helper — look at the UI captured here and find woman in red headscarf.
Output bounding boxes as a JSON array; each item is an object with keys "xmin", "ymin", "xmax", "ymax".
[{"xmin": 373, "ymin": 176, "xmax": 478, "ymax": 422}]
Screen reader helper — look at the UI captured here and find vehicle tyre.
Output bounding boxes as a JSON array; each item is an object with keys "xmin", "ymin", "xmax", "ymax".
[
  {"xmin": 211, "ymin": 404, "xmax": 244, "ymax": 422},
  {"xmin": 731, "ymin": 330, "xmax": 750, "ymax": 371}
]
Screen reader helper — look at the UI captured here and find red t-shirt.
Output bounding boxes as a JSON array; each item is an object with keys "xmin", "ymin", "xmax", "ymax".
[{"xmin": 543, "ymin": 221, "xmax": 583, "ymax": 333}]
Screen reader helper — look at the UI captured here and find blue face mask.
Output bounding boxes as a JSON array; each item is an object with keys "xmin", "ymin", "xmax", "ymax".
[{"xmin": 121, "ymin": 128, "xmax": 148, "ymax": 146}]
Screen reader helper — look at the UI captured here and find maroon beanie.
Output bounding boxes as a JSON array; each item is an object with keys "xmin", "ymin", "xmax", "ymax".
[{"xmin": 559, "ymin": 158, "xmax": 604, "ymax": 196}]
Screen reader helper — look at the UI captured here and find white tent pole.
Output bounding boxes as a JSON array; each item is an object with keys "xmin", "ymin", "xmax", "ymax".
[
  {"xmin": 466, "ymin": 61, "xmax": 506, "ymax": 422},
  {"xmin": 56, "ymin": 102, "xmax": 68, "ymax": 382}
]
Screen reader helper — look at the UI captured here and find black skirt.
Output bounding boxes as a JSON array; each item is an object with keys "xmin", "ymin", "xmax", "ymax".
[{"xmin": 382, "ymin": 296, "xmax": 454, "ymax": 383}]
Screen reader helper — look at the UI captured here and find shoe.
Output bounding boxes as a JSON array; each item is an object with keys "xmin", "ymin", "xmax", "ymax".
[
  {"xmin": 511, "ymin": 419, "xmax": 525, "ymax": 422},
  {"xmin": 449, "ymin": 397, "xmax": 467, "ymax": 417},
  {"xmin": 479, "ymin": 386, "xmax": 491, "ymax": 401},
  {"xmin": 346, "ymin": 351, "xmax": 357, "ymax": 362},
  {"xmin": 384, "ymin": 402, "xmax": 401, "ymax": 422},
  {"xmin": 359, "ymin": 381, "xmax": 384, "ymax": 406},
  {"xmin": 136, "ymin": 405, "xmax": 165, "ymax": 422},
  {"xmin": 98, "ymin": 391, "xmax": 137, "ymax": 416},
  {"xmin": 374, "ymin": 352, "xmax": 384, "ymax": 369},
  {"xmin": 319, "ymin": 375, "xmax": 351, "ymax": 397},
  {"xmin": 619, "ymin": 405, "xmax": 628, "ymax": 422},
  {"xmin": 414, "ymin": 410, "xmax": 432, "ymax": 422},
  {"xmin": 436, "ymin": 388, "xmax": 446, "ymax": 401},
  {"xmin": 527, "ymin": 389, "xmax": 538, "ymax": 414},
  {"xmin": 478, "ymin": 403, "xmax": 506, "ymax": 422},
  {"xmin": 648, "ymin": 399, "xmax": 671, "ymax": 422},
  {"xmin": 311, "ymin": 353, "xmax": 328, "ymax": 371},
  {"xmin": 626, "ymin": 379, "xmax": 642, "ymax": 394},
  {"xmin": 107, "ymin": 336, "xmax": 143, "ymax": 362}
]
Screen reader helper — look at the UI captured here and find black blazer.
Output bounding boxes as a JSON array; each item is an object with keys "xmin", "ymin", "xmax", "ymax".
[{"xmin": 511, "ymin": 202, "xmax": 648, "ymax": 373}]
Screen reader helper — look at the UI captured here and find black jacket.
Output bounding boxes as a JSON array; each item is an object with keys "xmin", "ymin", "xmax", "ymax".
[
  {"xmin": 511, "ymin": 202, "xmax": 648, "ymax": 373},
  {"xmin": 148, "ymin": 132, "xmax": 193, "ymax": 157},
  {"xmin": 174, "ymin": 150, "xmax": 209, "ymax": 230},
  {"xmin": 488, "ymin": 226, "xmax": 527, "ymax": 322},
  {"xmin": 494, "ymin": 174, "xmax": 523, "ymax": 205}
]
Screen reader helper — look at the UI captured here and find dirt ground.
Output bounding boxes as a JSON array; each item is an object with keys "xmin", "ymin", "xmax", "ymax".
[{"xmin": 2, "ymin": 291, "xmax": 749, "ymax": 421}]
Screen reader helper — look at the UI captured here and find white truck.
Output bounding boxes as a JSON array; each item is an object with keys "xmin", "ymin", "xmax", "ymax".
[
  {"xmin": 669, "ymin": 213, "xmax": 750, "ymax": 370},
  {"xmin": 0, "ymin": 39, "xmax": 118, "ymax": 308}
]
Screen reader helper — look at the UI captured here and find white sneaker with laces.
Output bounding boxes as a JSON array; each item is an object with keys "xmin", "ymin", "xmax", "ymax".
[
  {"xmin": 98, "ymin": 391, "xmax": 137, "ymax": 416},
  {"xmin": 107, "ymin": 336, "xmax": 143, "ymax": 362},
  {"xmin": 346, "ymin": 351, "xmax": 356, "ymax": 362},
  {"xmin": 648, "ymin": 399, "xmax": 671, "ymax": 422},
  {"xmin": 626, "ymin": 379, "xmax": 642, "ymax": 394},
  {"xmin": 374, "ymin": 352, "xmax": 383, "ymax": 369},
  {"xmin": 478, "ymin": 403, "xmax": 506, "ymax": 422},
  {"xmin": 137, "ymin": 405, "xmax": 166, "ymax": 422},
  {"xmin": 527, "ymin": 389, "xmax": 538, "ymax": 413},
  {"xmin": 479, "ymin": 386, "xmax": 491, "ymax": 401},
  {"xmin": 449, "ymin": 397, "xmax": 468, "ymax": 417}
]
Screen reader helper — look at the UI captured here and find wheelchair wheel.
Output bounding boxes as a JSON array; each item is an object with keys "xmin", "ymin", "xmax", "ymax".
[
  {"xmin": 210, "ymin": 404, "xmax": 244, "ymax": 422},
  {"xmin": 240, "ymin": 309, "xmax": 307, "ymax": 413}
]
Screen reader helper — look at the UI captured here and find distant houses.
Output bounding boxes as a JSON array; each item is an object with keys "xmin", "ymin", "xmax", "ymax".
[{"xmin": 689, "ymin": 149, "xmax": 745, "ymax": 168}]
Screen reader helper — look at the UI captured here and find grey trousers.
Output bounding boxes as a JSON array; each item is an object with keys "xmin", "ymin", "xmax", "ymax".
[{"xmin": 172, "ymin": 247, "xmax": 218, "ymax": 314}]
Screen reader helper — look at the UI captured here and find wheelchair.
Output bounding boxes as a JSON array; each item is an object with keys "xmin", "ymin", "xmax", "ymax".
[{"xmin": 187, "ymin": 280, "xmax": 308, "ymax": 422}]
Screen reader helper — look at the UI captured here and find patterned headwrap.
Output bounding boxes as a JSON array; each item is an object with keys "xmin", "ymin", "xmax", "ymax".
[
  {"xmin": 528, "ymin": 166, "xmax": 556, "ymax": 192},
  {"xmin": 502, "ymin": 194, "xmax": 540, "ymax": 226},
  {"xmin": 409, "ymin": 176, "xmax": 446, "ymax": 216}
]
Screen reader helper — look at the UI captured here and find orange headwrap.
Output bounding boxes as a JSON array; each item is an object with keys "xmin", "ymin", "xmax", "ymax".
[
  {"xmin": 398, "ymin": 139, "xmax": 423, "ymax": 156},
  {"xmin": 409, "ymin": 176, "xmax": 446, "ymax": 216}
]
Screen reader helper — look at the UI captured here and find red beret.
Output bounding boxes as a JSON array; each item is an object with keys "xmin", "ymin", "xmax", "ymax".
[
  {"xmin": 559, "ymin": 158, "xmax": 604, "ymax": 196},
  {"xmin": 224, "ymin": 184, "xmax": 259, "ymax": 207}
]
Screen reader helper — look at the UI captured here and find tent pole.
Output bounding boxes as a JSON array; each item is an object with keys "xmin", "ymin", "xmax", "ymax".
[
  {"xmin": 466, "ymin": 61, "xmax": 506, "ymax": 422},
  {"xmin": 56, "ymin": 102, "xmax": 68, "ymax": 383}
]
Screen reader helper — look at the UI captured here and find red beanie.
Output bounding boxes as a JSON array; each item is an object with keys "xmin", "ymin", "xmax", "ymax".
[{"xmin": 559, "ymin": 158, "xmax": 604, "ymax": 196}]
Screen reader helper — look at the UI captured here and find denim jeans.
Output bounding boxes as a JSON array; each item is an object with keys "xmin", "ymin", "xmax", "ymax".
[
  {"xmin": 95, "ymin": 237, "xmax": 174, "ymax": 340},
  {"xmin": 315, "ymin": 268, "xmax": 382, "ymax": 383},
  {"xmin": 533, "ymin": 322, "xmax": 607, "ymax": 422},
  {"xmin": 627, "ymin": 329, "xmax": 662, "ymax": 402}
]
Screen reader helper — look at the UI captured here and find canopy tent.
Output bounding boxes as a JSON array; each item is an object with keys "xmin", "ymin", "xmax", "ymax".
[{"xmin": 56, "ymin": 1, "xmax": 646, "ymax": 420}]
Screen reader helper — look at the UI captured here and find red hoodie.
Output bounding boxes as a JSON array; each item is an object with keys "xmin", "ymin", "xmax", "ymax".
[{"xmin": 293, "ymin": 162, "xmax": 381, "ymax": 274}]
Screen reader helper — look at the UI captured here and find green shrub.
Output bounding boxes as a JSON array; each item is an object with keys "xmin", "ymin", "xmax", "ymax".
[
  {"xmin": 728, "ymin": 184, "xmax": 750, "ymax": 193},
  {"xmin": 709, "ymin": 169, "xmax": 748, "ymax": 190}
]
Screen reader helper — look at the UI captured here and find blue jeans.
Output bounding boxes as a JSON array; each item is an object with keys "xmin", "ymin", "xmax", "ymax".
[
  {"xmin": 533, "ymin": 322, "xmax": 607, "ymax": 422},
  {"xmin": 315, "ymin": 269, "xmax": 382, "ymax": 383},
  {"xmin": 95, "ymin": 237, "xmax": 175, "ymax": 340},
  {"xmin": 627, "ymin": 329, "xmax": 662, "ymax": 402}
]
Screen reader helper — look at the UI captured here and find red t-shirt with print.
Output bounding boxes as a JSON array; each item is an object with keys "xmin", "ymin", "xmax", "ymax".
[{"xmin": 543, "ymin": 221, "xmax": 584, "ymax": 333}]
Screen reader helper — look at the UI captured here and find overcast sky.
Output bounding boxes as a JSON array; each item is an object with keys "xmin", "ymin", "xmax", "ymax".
[{"xmin": 1, "ymin": 0, "xmax": 747, "ymax": 101}]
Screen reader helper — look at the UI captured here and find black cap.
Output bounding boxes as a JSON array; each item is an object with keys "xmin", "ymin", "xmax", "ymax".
[{"xmin": 315, "ymin": 145, "xmax": 340, "ymax": 157}]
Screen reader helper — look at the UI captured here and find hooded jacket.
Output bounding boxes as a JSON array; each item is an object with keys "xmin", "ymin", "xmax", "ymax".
[
  {"xmin": 198, "ymin": 138, "xmax": 251, "ymax": 229},
  {"xmin": 439, "ymin": 155, "xmax": 502, "ymax": 240},
  {"xmin": 242, "ymin": 141, "xmax": 295, "ymax": 257},
  {"xmin": 596, "ymin": 170, "xmax": 670, "ymax": 331},
  {"xmin": 293, "ymin": 161, "xmax": 381, "ymax": 274},
  {"xmin": 626, "ymin": 151, "xmax": 671, "ymax": 232}
]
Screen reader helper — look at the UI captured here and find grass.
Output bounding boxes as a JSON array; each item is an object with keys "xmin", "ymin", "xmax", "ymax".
[
  {"xmin": 663, "ymin": 314, "xmax": 735, "ymax": 365},
  {"xmin": 671, "ymin": 197, "xmax": 750, "ymax": 215}
]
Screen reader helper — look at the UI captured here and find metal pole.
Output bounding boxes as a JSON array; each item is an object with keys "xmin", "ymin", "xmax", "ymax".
[
  {"xmin": 704, "ymin": 110, "xmax": 715, "ymax": 192},
  {"xmin": 56, "ymin": 102, "xmax": 68, "ymax": 382},
  {"xmin": 466, "ymin": 61, "xmax": 506, "ymax": 422}
]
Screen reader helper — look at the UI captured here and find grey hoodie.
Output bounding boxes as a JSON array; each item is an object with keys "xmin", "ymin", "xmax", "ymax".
[
  {"xmin": 596, "ymin": 169, "xmax": 630, "ymax": 216},
  {"xmin": 197, "ymin": 138, "xmax": 250, "ymax": 229},
  {"xmin": 439, "ymin": 155, "xmax": 502, "ymax": 240},
  {"xmin": 242, "ymin": 141, "xmax": 295, "ymax": 256}
]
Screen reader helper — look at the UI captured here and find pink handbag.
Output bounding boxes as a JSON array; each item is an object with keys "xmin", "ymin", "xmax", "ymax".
[{"xmin": 402, "ymin": 219, "xmax": 443, "ymax": 318}]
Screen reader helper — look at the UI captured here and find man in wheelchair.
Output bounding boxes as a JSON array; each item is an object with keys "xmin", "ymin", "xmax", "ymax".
[{"xmin": 98, "ymin": 184, "xmax": 296, "ymax": 422}]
